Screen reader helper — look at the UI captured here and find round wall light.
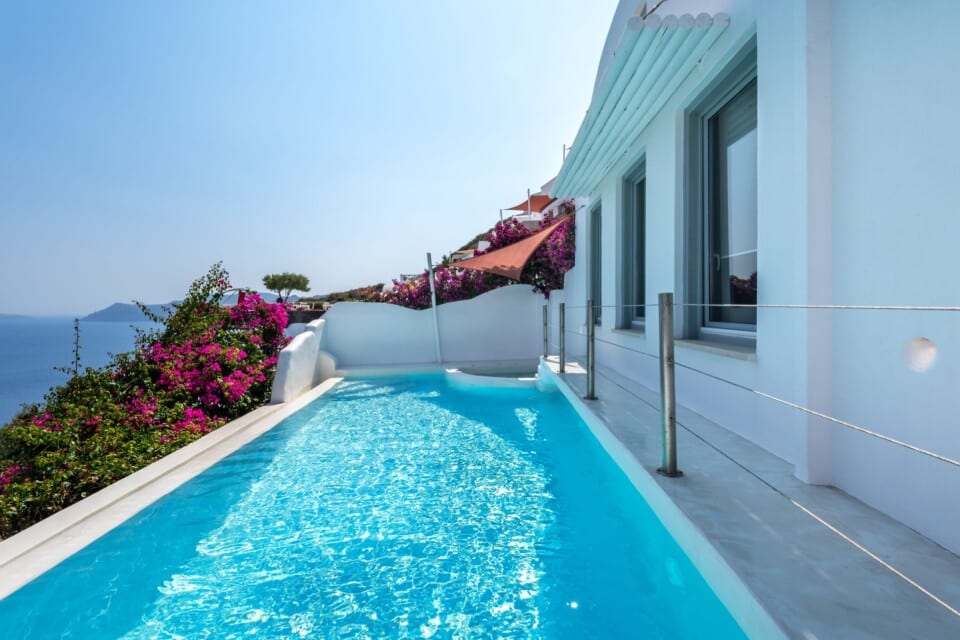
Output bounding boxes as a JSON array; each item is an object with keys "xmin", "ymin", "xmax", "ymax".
[{"xmin": 903, "ymin": 337, "xmax": 937, "ymax": 373}]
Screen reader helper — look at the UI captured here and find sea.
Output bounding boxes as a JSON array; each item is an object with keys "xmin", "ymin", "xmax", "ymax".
[{"xmin": 0, "ymin": 317, "xmax": 158, "ymax": 426}]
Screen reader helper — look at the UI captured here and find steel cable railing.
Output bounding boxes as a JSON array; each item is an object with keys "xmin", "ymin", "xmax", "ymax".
[
  {"xmin": 544, "ymin": 295, "xmax": 960, "ymax": 473},
  {"xmin": 562, "ymin": 302, "xmax": 960, "ymax": 311},
  {"xmin": 672, "ymin": 359, "xmax": 960, "ymax": 469},
  {"xmin": 540, "ymin": 295, "xmax": 960, "ymax": 619}
]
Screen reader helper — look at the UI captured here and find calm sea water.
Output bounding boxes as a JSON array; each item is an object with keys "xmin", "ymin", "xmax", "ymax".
[{"xmin": 0, "ymin": 317, "xmax": 158, "ymax": 425}]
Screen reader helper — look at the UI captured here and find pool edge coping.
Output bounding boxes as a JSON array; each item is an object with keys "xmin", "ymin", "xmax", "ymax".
[
  {"xmin": 0, "ymin": 377, "xmax": 343, "ymax": 600},
  {"xmin": 540, "ymin": 362, "xmax": 790, "ymax": 640}
]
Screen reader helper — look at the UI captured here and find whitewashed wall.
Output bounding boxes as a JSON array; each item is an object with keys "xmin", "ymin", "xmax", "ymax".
[
  {"xmin": 827, "ymin": 0, "xmax": 960, "ymax": 555},
  {"xmin": 561, "ymin": 0, "xmax": 960, "ymax": 553},
  {"xmin": 320, "ymin": 284, "xmax": 545, "ymax": 369},
  {"xmin": 271, "ymin": 319, "xmax": 335, "ymax": 403}
]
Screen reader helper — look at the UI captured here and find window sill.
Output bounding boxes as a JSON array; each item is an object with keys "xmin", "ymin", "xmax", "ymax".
[
  {"xmin": 611, "ymin": 327, "xmax": 646, "ymax": 338},
  {"xmin": 675, "ymin": 338, "xmax": 756, "ymax": 361}
]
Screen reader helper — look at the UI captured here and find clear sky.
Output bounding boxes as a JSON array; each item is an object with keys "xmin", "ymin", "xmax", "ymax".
[{"xmin": 0, "ymin": 0, "xmax": 617, "ymax": 315}]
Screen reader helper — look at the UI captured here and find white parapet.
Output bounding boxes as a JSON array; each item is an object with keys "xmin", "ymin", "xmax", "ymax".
[
  {"xmin": 272, "ymin": 286, "xmax": 546, "ymax": 400},
  {"xmin": 321, "ymin": 284, "xmax": 545, "ymax": 368},
  {"xmin": 271, "ymin": 319, "xmax": 337, "ymax": 403}
]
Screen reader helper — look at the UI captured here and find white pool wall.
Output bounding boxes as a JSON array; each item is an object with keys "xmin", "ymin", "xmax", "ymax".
[{"xmin": 319, "ymin": 284, "xmax": 544, "ymax": 368}]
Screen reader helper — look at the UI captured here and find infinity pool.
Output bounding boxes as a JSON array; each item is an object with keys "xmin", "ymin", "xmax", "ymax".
[{"xmin": 0, "ymin": 376, "xmax": 747, "ymax": 638}]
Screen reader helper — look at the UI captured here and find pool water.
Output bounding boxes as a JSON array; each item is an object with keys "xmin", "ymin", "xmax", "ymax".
[{"xmin": 0, "ymin": 376, "xmax": 747, "ymax": 639}]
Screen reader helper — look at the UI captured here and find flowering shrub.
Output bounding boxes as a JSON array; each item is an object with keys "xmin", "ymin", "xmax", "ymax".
[
  {"xmin": 0, "ymin": 264, "xmax": 289, "ymax": 539},
  {"xmin": 385, "ymin": 199, "xmax": 577, "ymax": 309}
]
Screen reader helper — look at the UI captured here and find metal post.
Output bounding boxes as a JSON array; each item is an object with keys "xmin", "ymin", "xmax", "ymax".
[
  {"xmin": 542, "ymin": 304, "xmax": 549, "ymax": 358},
  {"xmin": 426, "ymin": 252, "xmax": 442, "ymax": 364},
  {"xmin": 559, "ymin": 302, "xmax": 566, "ymax": 373},
  {"xmin": 658, "ymin": 292, "xmax": 682, "ymax": 477},
  {"xmin": 585, "ymin": 298, "xmax": 597, "ymax": 400}
]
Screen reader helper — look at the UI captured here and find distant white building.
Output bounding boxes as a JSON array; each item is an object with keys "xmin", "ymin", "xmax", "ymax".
[{"xmin": 551, "ymin": 0, "xmax": 960, "ymax": 555}]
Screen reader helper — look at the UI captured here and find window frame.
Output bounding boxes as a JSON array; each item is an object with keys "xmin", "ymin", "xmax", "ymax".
[
  {"xmin": 683, "ymin": 40, "xmax": 758, "ymax": 345},
  {"xmin": 619, "ymin": 157, "xmax": 646, "ymax": 330},
  {"xmin": 589, "ymin": 203, "xmax": 603, "ymax": 326}
]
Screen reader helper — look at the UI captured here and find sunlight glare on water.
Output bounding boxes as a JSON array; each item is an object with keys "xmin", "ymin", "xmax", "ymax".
[{"xmin": 0, "ymin": 376, "xmax": 746, "ymax": 639}]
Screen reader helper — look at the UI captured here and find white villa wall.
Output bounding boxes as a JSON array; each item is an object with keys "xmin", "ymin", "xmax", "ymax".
[
  {"xmin": 561, "ymin": 0, "xmax": 960, "ymax": 553},
  {"xmin": 320, "ymin": 284, "xmax": 545, "ymax": 369},
  {"xmin": 571, "ymin": 0, "xmax": 807, "ymax": 467},
  {"xmin": 827, "ymin": 0, "xmax": 960, "ymax": 553}
]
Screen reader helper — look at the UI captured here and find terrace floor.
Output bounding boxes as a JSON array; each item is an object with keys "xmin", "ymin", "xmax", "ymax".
[{"xmin": 546, "ymin": 357, "xmax": 960, "ymax": 639}]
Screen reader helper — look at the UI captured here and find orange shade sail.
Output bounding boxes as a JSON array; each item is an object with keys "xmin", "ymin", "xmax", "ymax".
[
  {"xmin": 452, "ymin": 217, "xmax": 566, "ymax": 280},
  {"xmin": 504, "ymin": 194, "xmax": 556, "ymax": 213}
]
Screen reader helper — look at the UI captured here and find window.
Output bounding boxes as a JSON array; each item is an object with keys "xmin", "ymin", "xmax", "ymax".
[
  {"xmin": 685, "ymin": 42, "xmax": 757, "ymax": 340},
  {"xmin": 621, "ymin": 161, "xmax": 646, "ymax": 329},
  {"xmin": 589, "ymin": 204, "xmax": 602, "ymax": 325},
  {"xmin": 706, "ymin": 78, "xmax": 757, "ymax": 327}
]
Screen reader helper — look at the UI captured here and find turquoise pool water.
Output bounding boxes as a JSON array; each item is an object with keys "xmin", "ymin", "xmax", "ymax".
[{"xmin": 0, "ymin": 376, "xmax": 747, "ymax": 639}]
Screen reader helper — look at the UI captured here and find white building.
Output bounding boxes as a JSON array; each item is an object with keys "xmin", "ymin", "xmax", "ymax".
[{"xmin": 550, "ymin": 0, "xmax": 960, "ymax": 555}]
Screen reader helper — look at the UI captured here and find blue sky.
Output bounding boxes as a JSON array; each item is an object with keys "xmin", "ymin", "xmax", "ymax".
[{"xmin": 0, "ymin": 1, "xmax": 617, "ymax": 315}]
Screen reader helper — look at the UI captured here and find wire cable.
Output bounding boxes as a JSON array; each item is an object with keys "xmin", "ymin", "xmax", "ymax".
[
  {"xmin": 555, "ymin": 318, "xmax": 959, "ymax": 467},
  {"xmin": 562, "ymin": 364, "xmax": 960, "ymax": 619},
  {"xmin": 555, "ymin": 302, "xmax": 960, "ymax": 311},
  {"xmin": 672, "ymin": 360, "xmax": 960, "ymax": 469}
]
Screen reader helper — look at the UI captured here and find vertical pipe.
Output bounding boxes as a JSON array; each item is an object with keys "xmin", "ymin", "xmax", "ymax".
[
  {"xmin": 585, "ymin": 298, "xmax": 597, "ymax": 400},
  {"xmin": 658, "ymin": 292, "xmax": 682, "ymax": 477},
  {"xmin": 426, "ymin": 253, "xmax": 442, "ymax": 364},
  {"xmin": 542, "ymin": 304, "xmax": 549, "ymax": 358},
  {"xmin": 559, "ymin": 302, "xmax": 566, "ymax": 373}
]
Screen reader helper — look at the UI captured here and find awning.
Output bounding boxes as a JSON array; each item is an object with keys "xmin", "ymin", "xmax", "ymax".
[
  {"xmin": 452, "ymin": 217, "xmax": 567, "ymax": 280},
  {"xmin": 553, "ymin": 12, "xmax": 729, "ymax": 197},
  {"xmin": 505, "ymin": 194, "xmax": 556, "ymax": 213}
]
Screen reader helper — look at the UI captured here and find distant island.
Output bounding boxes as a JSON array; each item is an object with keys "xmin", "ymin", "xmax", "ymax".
[
  {"xmin": 0, "ymin": 313, "xmax": 30, "ymax": 321},
  {"xmin": 82, "ymin": 291, "xmax": 294, "ymax": 322},
  {"xmin": 83, "ymin": 303, "xmax": 168, "ymax": 322}
]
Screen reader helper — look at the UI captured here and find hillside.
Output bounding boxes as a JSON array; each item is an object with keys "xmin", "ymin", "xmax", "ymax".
[
  {"xmin": 83, "ymin": 303, "xmax": 168, "ymax": 322},
  {"xmin": 83, "ymin": 291, "xmax": 296, "ymax": 322}
]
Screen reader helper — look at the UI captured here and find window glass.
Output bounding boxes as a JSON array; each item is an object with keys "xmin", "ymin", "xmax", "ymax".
[
  {"xmin": 633, "ymin": 178, "xmax": 646, "ymax": 321},
  {"xmin": 590, "ymin": 206, "xmax": 602, "ymax": 324},
  {"xmin": 707, "ymin": 78, "xmax": 757, "ymax": 326}
]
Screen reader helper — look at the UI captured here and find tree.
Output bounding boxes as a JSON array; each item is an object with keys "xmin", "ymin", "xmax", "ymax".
[{"xmin": 262, "ymin": 272, "xmax": 311, "ymax": 302}]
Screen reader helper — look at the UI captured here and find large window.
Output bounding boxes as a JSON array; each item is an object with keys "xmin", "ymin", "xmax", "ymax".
[
  {"xmin": 685, "ymin": 44, "xmax": 757, "ymax": 340},
  {"xmin": 706, "ymin": 78, "xmax": 757, "ymax": 327},
  {"xmin": 589, "ymin": 204, "xmax": 602, "ymax": 325},
  {"xmin": 621, "ymin": 162, "xmax": 646, "ymax": 328}
]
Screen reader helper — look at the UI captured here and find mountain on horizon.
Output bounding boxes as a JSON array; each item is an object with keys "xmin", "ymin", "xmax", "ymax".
[
  {"xmin": 83, "ymin": 291, "xmax": 299, "ymax": 322},
  {"xmin": 83, "ymin": 303, "xmax": 168, "ymax": 322}
]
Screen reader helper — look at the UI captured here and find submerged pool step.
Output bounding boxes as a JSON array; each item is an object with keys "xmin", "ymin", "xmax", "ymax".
[{"xmin": 444, "ymin": 368, "xmax": 538, "ymax": 389}]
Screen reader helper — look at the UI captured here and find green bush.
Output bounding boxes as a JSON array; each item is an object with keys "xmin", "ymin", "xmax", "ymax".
[{"xmin": 0, "ymin": 264, "xmax": 289, "ymax": 539}]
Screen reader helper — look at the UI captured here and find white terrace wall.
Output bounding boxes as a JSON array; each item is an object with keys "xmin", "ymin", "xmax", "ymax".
[
  {"xmin": 559, "ymin": 0, "xmax": 960, "ymax": 554},
  {"xmin": 827, "ymin": 0, "xmax": 960, "ymax": 555},
  {"xmin": 320, "ymin": 284, "xmax": 545, "ymax": 369},
  {"xmin": 271, "ymin": 319, "xmax": 335, "ymax": 403}
]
